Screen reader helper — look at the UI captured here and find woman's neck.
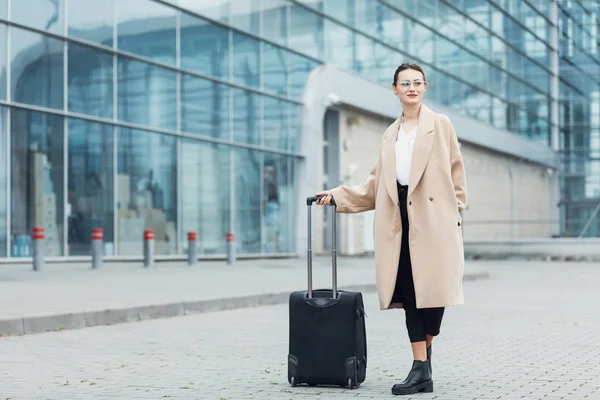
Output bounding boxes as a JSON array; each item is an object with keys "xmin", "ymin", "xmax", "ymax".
[{"xmin": 402, "ymin": 103, "xmax": 420, "ymax": 122}]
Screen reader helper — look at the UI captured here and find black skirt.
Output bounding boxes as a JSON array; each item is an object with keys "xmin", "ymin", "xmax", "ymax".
[{"xmin": 391, "ymin": 182, "xmax": 417, "ymax": 306}]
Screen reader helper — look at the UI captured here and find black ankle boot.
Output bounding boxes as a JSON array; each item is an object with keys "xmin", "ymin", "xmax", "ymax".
[
  {"xmin": 391, "ymin": 360, "xmax": 433, "ymax": 395},
  {"xmin": 427, "ymin": 345, "xmax": 432, "ymax": 374}
]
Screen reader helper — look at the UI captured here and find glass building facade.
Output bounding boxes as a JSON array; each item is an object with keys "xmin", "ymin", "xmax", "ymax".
[{"xmin": 0, "ymin": 0, "xmax": 598, "ymax": 260}]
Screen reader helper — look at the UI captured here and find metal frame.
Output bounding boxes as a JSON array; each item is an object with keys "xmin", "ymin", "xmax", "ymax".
[{"xmin": 4, "ymin": 0, "xmax": 10, "ymax": 258}]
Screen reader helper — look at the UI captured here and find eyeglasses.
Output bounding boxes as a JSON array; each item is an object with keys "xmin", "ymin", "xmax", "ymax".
[{"xmin": 397, "ymin": 80, "xmax": 427, "ymax": 92}]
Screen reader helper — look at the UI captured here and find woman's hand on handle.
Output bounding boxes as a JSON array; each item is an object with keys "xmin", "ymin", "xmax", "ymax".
[{"xmin": 314, "ymin": 190, "xmax": 333, "ymax": 206}]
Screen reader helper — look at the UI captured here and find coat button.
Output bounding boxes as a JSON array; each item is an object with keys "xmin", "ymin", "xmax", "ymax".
[
  {"xmin": 429, "ymin": 197, "xmax": 433, "ymax": 201},
  {"xmin": 409, "ymin": 201, "xmax": 412, "ymax": 206}
]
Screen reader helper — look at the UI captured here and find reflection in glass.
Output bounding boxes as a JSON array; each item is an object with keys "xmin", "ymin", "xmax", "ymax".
[
  {"xmin": 11, "ymin": 28, "xmax": 63, "ymax": 110},
  {"xmin": 233, "ymin": 88, "xmax": 259, "ymax": 144},
  {"xmin": 262, "ymin": 0, "xmax": 287, "ymax": 45},
  {"xmin": 325, "ymin": 20, "xmax": 354, "ymax": 72},
  {"xmin": 117, "ymin": 128, "xmax": 177, "ymax": 255},
  {"xmin": 234, "ymin": 148, "xmax": 261, "ymax": 253},
  {"xmin": 118, "ymin": 57, "xmax": 177, "ymax": 130},
  {"xmin": 324, "ymin": 0, "xmax": 354, "ymax": 26},
  {"xmin": 290, "ymin": 104, "xmax": 302, "ymax": 152},
  {"xmin": 181, "ymin": 140, "xmax": 229, "ymax": 254},
  {"xmin": 12, "ymin": 0, "xmax": 64, "ymax": 34},
  {"xmin": 68, "ymin": 43, "xmax": 113, "ymax": 119},
  {"xmin": 289, "ymin": 53, "xmax": 319, "ymax": 100},
  {"xmin": 233, "ymin": 32, "xmax": 259, "ymax": 88},
  {"xmin": 177, "ymin": 0, "xmax": 230, "ymax": 24},
  {"xmin": 355, "ymin": 34, "xmax": 377, "ymax": 81},
  {"xmin": 231, "ymin": 0, "xmax": 260, "ymax": 35},
  {"xmin": 180, "ymin": 13, "xmax": 229, "ymax": 80},
  {"xmin": 0, "ymin": 107, "xmax": 5, "ymax": 256},
  {"xmin": 117, "ymin": 0, "xmax": 176, "ymax": 65},
  {"xmin": 67, "ymin": 119, "xmax": 114, "ymax": 256},
  {"xmin": 289, "ymin": 4, "xmax": 324, "ymax": 59},
  {"xmin": 263, "ymin": 96, "xmax": 287, "ymax": 150},
  {"xmin": 11, "ymin": 109, "xmax": 64, "ymax": 257},
  {"xmin": 263, "ymin": 153, "xmax": 293, "ymax": 253},
  {"xmin": 262, "ymin": 42, "xmax": 288, "ymax": 96},
  {"xmin": 181, "ymin": 74, "xmax": 229, "ymax": 139},
  {"xmin": 68, "ymin": 0, "xmax": 114, "ymax": 47}
]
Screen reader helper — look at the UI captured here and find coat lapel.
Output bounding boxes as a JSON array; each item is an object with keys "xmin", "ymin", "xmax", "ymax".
[
  {"xmin": 381, "ymin": 117, "xmax": 401, "ymax": 205},
  {"xmin": 408, "ymin": 105, "xmax": 435, "ymax": 197}
]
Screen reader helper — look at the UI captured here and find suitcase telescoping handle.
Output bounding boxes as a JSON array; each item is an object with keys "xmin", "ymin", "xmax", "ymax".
[{"xmin": 306, "ymin": 195, "xmax": 337, "ymax": 299}]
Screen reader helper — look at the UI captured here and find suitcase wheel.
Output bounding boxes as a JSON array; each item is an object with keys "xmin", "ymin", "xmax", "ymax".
[{"xmin": 290, "ymin": 376, "xmax": 297, "ymax": 387}]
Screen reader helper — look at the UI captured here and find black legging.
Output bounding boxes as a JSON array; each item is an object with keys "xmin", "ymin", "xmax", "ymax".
[{"xmin": 392, "ymin": 182, "xmax": 445, "ymax": 343}]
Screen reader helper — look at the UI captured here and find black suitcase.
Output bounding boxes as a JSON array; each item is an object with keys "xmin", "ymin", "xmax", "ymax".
[{"xmin": 287, "ymin": 195, "xmax": 367, "ymax": 389}]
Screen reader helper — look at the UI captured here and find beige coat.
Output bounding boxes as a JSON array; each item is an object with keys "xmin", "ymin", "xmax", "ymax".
[{"xmin": 330, "ymin": 104, "xmax": 467, "ymax": 310}]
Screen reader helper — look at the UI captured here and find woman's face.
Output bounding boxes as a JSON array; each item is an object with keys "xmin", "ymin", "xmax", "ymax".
[{"xmin": 393, "ymin": 68, "xmax": 427, "ymax": 106}]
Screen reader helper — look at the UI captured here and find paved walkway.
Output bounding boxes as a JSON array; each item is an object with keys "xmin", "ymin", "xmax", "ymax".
[
  {"xmin": 0, "ymin": 260, "xmax": 598, "ymax": 399},
  {"xmin": 0, "ymin": 257, "xmax": 489, "ymax": 336}
]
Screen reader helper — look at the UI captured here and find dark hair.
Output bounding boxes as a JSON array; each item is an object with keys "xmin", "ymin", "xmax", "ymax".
[{"xmin": 393, "ymin": 63, "xmax": 426, "ymax": 86}]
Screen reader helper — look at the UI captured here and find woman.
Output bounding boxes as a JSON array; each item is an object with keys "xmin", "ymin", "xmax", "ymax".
[{"xmin": 314, "ymin": 63, "xmax": 467, "ymax": 396}]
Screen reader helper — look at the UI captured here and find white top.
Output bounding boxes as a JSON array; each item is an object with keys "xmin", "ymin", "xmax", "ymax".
[{"xmin": 395, "ymin": 123, "xmax": 417, "ymax": 185}]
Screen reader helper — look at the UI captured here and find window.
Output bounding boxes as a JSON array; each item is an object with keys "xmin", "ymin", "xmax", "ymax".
[
  {"xmin": 67, "ymin": 119, "xmax": 114, "ymax": 256},
  {"xmin": 117, "ymin": 57, "xmax": 177, "ymax": 130},
  {"xmin": 68, "ymin": 43, "xmax": 114, "ymax": 119},
  {"xmin": 11, "ymin": 109, "xmax": 65, "ymax": 257},
  {"xmin": 117, "ymin": 127, "xmax": 177, "ymax": 255}
]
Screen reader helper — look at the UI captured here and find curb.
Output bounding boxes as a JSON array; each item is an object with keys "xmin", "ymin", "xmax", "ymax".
[{"xmin": 0, "ymin": 272, "xmax": 490, "ymax": 337}]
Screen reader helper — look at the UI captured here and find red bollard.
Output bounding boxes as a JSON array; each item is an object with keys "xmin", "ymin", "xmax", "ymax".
[
  {"xmin": 226, "ymin": 232, "xmax": 235, "ymax": 265},
  {"xmin": 32, "ymin": 227, "xmax": 44, "ymax": 271},
  {"xmin": 188, "ymin": 231, "xmax": 197, "ymax": 265},
  {"xmin": 91, "ymin": 228, "xmax": 103, "ymax": 269}
]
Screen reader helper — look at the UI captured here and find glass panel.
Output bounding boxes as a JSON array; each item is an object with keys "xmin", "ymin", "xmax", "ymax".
[
  {"xmin": 233, "ymin": 32, "xmax": 259, "ymax": 88},
  {"xmin": 0, "ymin": 24, "xmax": 5, "ymax": 100},
  {"xmin": 324, "ymin": 0, "xmax": 354, "ymax": 26},
  {"xmin": 68, "ymin": 43, "xmax": 113, "ymax": 119},
  {"xmin": 0, "ymin": 107, "xmax": 5, "ymax": 257},
  {"xmin": 181, "ymin": 74, "xmax": 229, "ymax": 139},
  {"xmin": 12, "ymin": 0, "xmax": 64, "ymax": 34},
  {"xmin": 117, "ymin": 0, "xmax": 176, "ymax": 65},
  {"xmin": 117, "ymin": 128, "xmax": 177, "ymax": 256},
  {"xmin": 11, "ymin": 28, "xmax": 64, "ymax": 110},
  {"xmin": 290, "ymin": 103, "xmax": 302, "ymax": 152},
  {"xmin": 177, "ymin": 0, "xmax": 230, "ymax": 24},
  {"xmin": 289, "ymin": 4, "xmax": 324, "ymax": 59},
  {"xmin": 0, "ymin": 0, "xmax": 6, "ymax": 19},
  {"xmin": 10, "ymin": 109, "xmax": 64, "ymax": 257},
  {"xmin": 117, "ymin": 57, "xmax": 177, "ymax": 130},
  {"xmin": 231, "ymin": 0, "xmax": 260, "ymax": 35},
  {"xmin": 263, "ymin": 96, "xmax": 287, "ymax": 150},
  {"xmin": 67, "ymin": 119, "xmax": 114, "ymax": 256},
  {"xmin": 325, "ymin": 20, "xmax": 354, "ymax": 72},
  {"xmin": 355, "ymin": 34, "xmax": 377, "ymax": 81},
  {"xmin": 180, "ymin": 140, "xmax": 229, "ymax": 255},
  {"xmin": 295, "ymin": 0, "xmax": 323, "ymax": 11},
  {"xmin": 262, "ymin": 41, "xmax": 288, "ymax": 96},
  {"xmin": 180, "ymin": 13, "xmax": 229, "ymax": 80},
  {"xmin": 355, "ymin": 0, "xmax": 379, "ymax": 38},
  {"xmin": 233, "ymin": 88, "xmax": 259, "ymax": 145},
  {"xmin": 68, "ymin": 0, "xmax": 114, "ymax": 47},
  {"xmin": 263, "ymin": 153, "xmax": 292, "ymax": 253},
  {"xmin": 289, "ymin": 52, "xmax": 319, "ymax": 100},
  {"xmin": 234, "ymin": 148, "xmax": 261, "ymax": 253},
  {"xmin": 262, "ymin": 0, "xmax": 287, "ymax": 45}
]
